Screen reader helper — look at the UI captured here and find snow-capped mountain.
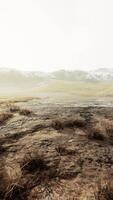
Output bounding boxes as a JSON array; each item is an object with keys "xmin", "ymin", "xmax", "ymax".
[
  {"xmin": 52, "ymin": 68, "xmax": 113, "ymax": 81},
  {"xmin": 87, "ymin": 68, "xmax": 113, "ymax": 81}
]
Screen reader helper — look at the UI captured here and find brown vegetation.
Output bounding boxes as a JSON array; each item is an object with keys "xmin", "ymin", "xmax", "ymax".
[
  {"xmin": 21, "ymin": 153, "xmax": 47, "ymax": 173},
  {"xmin": 94, "ymin": 179, "xmax": 113, "ymax": 200},
  {"xmin": 0, "ymin": 153, "xmax": 48, "ymax": 200},
  {"xmin": 19, "ymin": 109, "xmax": 32, "ymax": 116},
  {"xmin": 51, "ymin": 119, "xmax": 63, "ymax": 130},
  {"xmin": 0, "ymin": 112, "xmax": 13, "ymax": 125},
  {"xmin": 51, "ymin": 117, "xmax": 86, "ymax": 130},
  {"xmin": 9, "ymin": 104, "xmax": 33, "ymax": 116},
  {"xmin": 9, "ymin": 105, "xmax": 20, "ymax": 113},
  {"xmin": 1, "ymin": 103, "xmax": 113, "ymax": 199},
  {"xmin": 55, "ymin": 145, "xmax": 76, "ymax": 156},
  {"xmin": 87, "ymin": 127, "xmax": 106, "ymax": 140}
]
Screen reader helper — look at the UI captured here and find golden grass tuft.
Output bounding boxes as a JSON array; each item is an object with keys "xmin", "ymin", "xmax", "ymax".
[
  {"xmin": 0, "ymin": 162, "xmax": 23, "ymax": 200},
  {"xmin": 0, "ymin": 153, "xmax": 48, "ymax": 200}
]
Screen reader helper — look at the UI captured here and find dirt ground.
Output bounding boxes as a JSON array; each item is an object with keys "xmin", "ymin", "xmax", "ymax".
[{"xmin": 0, "ymin": 98, "xmax": 113, "ymax": 199}]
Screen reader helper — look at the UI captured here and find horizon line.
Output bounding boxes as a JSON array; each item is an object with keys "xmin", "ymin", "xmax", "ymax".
[{"xmin": 0, "ymin": 67, "xmax": 113, "ymax": 73}]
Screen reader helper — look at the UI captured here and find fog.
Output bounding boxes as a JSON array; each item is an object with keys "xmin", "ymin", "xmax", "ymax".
[{"xmin": 0, "ymin": 0, "xmax": 113, "ymax": 72}]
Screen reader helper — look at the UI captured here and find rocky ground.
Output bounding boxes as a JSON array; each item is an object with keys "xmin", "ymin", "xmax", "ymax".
[{"xmin": 0, "ymin": 98, "xmax": 113, "ymax": 199}]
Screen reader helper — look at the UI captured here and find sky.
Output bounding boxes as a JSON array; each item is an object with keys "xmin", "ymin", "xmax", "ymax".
[{"xmin": 0, "ymin": 0, "xmax": 113, "ymax": 72}]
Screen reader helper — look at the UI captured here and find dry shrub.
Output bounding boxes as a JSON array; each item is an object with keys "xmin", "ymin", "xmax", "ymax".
[
  {"xmin": 0, "ymin": 145, "xmax": 7, "ymax": 154},
  {"xmin": 0, "ymin": 112, "xmax": 13, "ymax": 125},
  {"xmin": 0, "ymin": 150, "xmax": 83, "ymax": 199},
  {"xmin": 55, "ymin": 146, "xmax": 67, "ymax": 155},
  {"xmin": 72, "ymin": 118, "xmax": 86, "ymax": 127},
  {"xmin": 9, "ymin": 104, "xmax": 32, "ymax": 116},
  {"xmin": 88, "ymin": 124, "xmax": 106, "ymax": 141},
  {"xmin": 0, "ymin": 162, "xmax": 23, "ymax": 200},
  {"xmin": 51, "ymin": 119, "xmax": 63, "ymax": 130},
  {"xmin": 0, "ymin": 152, "xmax": 60, "ymax": 200},
  {"xmin": 9, "ymin": 105, "xmax": 20, "ymax": 113},
  {"xmin": 63, "ymin": 118, "xmax": 86, "ymax": 128},
  {"xmin": 0, "ymin": 167, "xmax": 8, "ymax": 194},
  {"xmin": 3, "ymin": 185, "xmax": 26, "ymax": 200},
  {"xmin": 0, "ymin": 154, "xmax": 48, "ymax": 200},
  {"xmin": 52, "ymin": 117, "xmax": 86, "ymax": 130},
  {"xmin": 21, "ymin": 152, "xmax": 60, "ymax": 183},
  {"xmin": 55, "ymin": 145, "xmax": 76, "ymax": 156},
  {"xmin": 21, "ymin": 153, "xmax": 47, "ymax": 173},
  {"xmin": 94, "ymin": 118, "xmax": 113, "ymax": 141},
  {"xmin": 106, "ymin": 125, "xmax": 113, "ymax": 140},
  {"xmin": 97, "ymin": 118, "xmax": 113, "ymax": 140},
  {"xmin": 19, "ymin": 109, "xmax": 32, "ymax": 116},
  {"xmin": 94, "ymin": 179, "xmax": 113, "ymax": 200}
]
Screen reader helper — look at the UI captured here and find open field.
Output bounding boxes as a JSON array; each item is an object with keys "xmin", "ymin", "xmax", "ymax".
[
  {"xmin": 1, "ymin": 80, "xmax": 113, "ymax": 98},
  {"xmin": 1, "ymin": 98, "xmax": 113, "ymax": 199},
  {"xmin": 1, "ymin": 80, "xmax": 113, "ymax": 107},
  {"xmin": 36, "ymin": 80, "xmax": 113, "ymax": 97}
]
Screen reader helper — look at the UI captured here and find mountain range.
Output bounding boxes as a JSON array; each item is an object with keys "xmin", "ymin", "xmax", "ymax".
[{"xmin": 0, "ymin": 68, "xmax": 113, "ymax": 86}]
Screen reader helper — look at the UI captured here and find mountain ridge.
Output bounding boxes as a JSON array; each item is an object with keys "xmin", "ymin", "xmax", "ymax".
[{"xmin": 0, "ymin": 68, "xmax": 113, "ymax": 83}]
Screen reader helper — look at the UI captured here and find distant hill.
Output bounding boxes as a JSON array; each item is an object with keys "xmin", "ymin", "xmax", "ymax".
[
  {"xmin": 87, "ymin": 68, "xmax": 113, "ymax": 81},
  {"xmin": 0, "ymin": 68, "xmax": 113, "ymax": 87},
  {"xmin": 52, "ymin": 70, "xmax": 88, "ymax": 81},
  {"xmin": 0, "ymin": 68, "xmax": 50, "ymax": 86},
  {"xmin": 52, "ymin": 68, "xmax": 113, "ymax": 81}
]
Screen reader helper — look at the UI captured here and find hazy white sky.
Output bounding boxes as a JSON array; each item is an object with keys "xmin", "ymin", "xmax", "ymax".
[{"xmin": 0, "ymin": 0, "xmax": 113, "ymax": 72}]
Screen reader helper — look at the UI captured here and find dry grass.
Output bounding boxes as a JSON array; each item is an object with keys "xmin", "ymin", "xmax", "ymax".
[
  {"xmin": 0, "ymin": 145, "xmax": 7, "ymax": 154},
  {"xmin": 0, "ymin": 112, "xmax": 13, "ymax": 125},
  {"xmin": 18, "ymin": 109, "xmax": 32, "ymax": 116},
  {"xmin": 0, "ymin": 161, "xmax": 23, "ymax": 200},
  {"xmin": 1, "ymin": 106, "xmax": 113, "ymax": 199},
  {"xmin": 55, "ymin": 145, "xmax": 76, "ymax": 156},
  {"xmin": 94, "ymin": 179, "xmax": 113, "ymax": 200},
  {"xmin": 9, "ymin": 105, "xmax": 20, "ymax": 113},
  {"xmin": 52, "ymin": 117, "xmax": 86, "ymax": 130},
  {"xmin": 9, "ymin": 104, "xmax": 32, "ymax": 116},
  {"xmin": 87, "ymin": 123, "xmax": 106, "ymax": 141},
  {"xmin": 63, "ymin": 118, "xmax": 86, "ymax": 128},
  {"xmin": 87, "ymin": 120, "xmax": 113, "ymax": 141},
  {"xmin": 21, "ymin": 153, "xmax": 47, "ymax": 173},
  {"xmin": 106, "ymin": 125, "xmax": 113, "ymax": 140},
  {"xmin": 0, "ymin": 153, "xmax": 49, "ymax": 200},
  {"xmin": 51, "ymin": 119, "xmax": 63, "ymax": 130},
  {"xmin": 0, "ymin": 155, "xmax": 67, "ymax": 200}
]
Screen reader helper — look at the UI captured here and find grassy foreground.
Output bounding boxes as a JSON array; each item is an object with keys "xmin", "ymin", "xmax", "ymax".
[{"xmin": 0, "ymin": 99, "xmax": 113, "ymax": 199}]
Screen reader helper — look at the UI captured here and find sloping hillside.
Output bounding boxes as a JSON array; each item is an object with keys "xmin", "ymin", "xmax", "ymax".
[{"xmin": 1, "ymin": 68, "xmax": 113, "ymax": 86}]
